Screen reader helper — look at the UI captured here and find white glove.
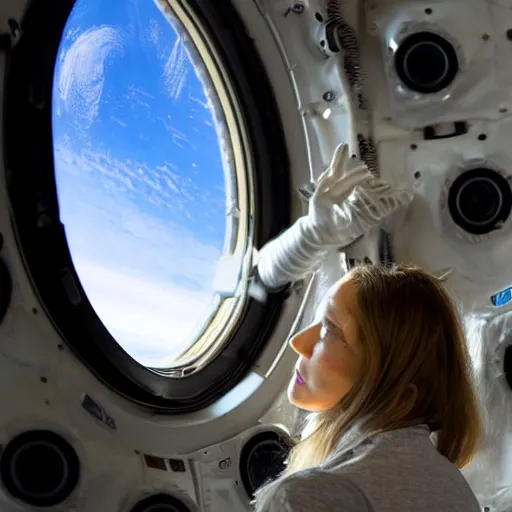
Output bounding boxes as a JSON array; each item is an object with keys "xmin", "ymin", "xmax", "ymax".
[
  {"xmin": 308, "ymin": 143, "xmax": 413, "ymax": 243},
  {"xmin": 256, "ymin": 143, "xmax": 414, "ymax": 290}
]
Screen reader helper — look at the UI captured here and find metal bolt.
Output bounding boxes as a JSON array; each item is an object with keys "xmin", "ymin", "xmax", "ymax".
[
  {"xmin": 219, "ymin": 457, "xmax": 232, "ymax": 469},
  {"xmin": 292, "ymin": 3, "xmax": 305, "ymax": 13},
  {"xmin": 323, "ymin": 91, "xmax": 336, "ymax": 102}
]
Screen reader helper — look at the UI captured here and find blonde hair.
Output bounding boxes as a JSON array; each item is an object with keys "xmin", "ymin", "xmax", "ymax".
[{"xmin": 254, "ymin": 263, "xmax": 482, "ymax": 510}]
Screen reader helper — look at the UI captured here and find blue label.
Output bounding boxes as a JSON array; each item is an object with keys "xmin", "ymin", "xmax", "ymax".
[{"xmin": 491, "ymin": 286, "xmax": 512, "ymax": 307}]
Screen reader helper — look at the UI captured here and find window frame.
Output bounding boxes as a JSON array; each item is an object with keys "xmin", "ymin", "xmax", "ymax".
[{"xmin": 4, "ymin": 0, "xmax": 290, "ymax": 412}]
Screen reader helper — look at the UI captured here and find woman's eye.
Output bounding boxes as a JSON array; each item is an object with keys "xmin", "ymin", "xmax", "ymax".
[{"xmin": 320, "ymin": 324, "xmax": 348, "ymax": 346}]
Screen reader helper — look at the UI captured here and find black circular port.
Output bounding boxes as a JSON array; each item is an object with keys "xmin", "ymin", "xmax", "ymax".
[
  {"xmin": 239, "ymin": 431, "xmax": 292, "ymax": 498},
  {"xmin": 130, "ymin": 493, "xmax": 191, "ymax": 512},
  {"xmin": 0, "ymin": 430, "xmax": 80, "ymax": 507},
  {"xmin": 395, "ymin": 32, "xmax": 459, "ymax": 93},
  {"xmin": 448, "ymin": 168, "xmax": 512, "ymax": 235}
]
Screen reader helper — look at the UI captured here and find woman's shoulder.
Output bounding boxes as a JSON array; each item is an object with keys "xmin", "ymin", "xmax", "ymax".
[{"xmin": 268, "ymin": 469, "xmax": 373, "ymax": 512}]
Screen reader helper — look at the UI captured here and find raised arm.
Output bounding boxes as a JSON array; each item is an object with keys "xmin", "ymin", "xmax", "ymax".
[{"xmin": 255, "ymin": 143, "xmax": 413, "ymax": 292}]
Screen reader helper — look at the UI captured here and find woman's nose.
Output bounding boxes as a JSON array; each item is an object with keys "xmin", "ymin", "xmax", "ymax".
[{"xmin": 289, "ymin": 325, "xmax": 317, "ymax": 357}]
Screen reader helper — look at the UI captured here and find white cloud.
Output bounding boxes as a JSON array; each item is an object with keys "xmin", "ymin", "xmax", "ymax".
[
  {"xmin": 189, "ymin": 94, "xmax": 210, "ymax": 110},
  {"xmin": 163, "ymin": 38, "xmax": 188, "ymax": 102},
  {"xmin": 148, "ymin": 18, "xmax": 160, "ymax": 47},
  {"xmin": 143, "ymin": 18, "xmax": 169, "ymax": 61},
  {"xmin": 53, "ymin": 138, "xmax": 214, "ymax": 220},
  {"xmin": 58, "ymin": 175, "xmax": 223, "ymax": 293},
  {"xmin": 128, "ymin": 85, "xmax": 156, "ymax": 100},
  {"xmin": 53, "ymin": 142, "xmax": 229, "ymax": 367},
  {"xmin": 73, "ymin": 257, "xmax": 215, "ymax": 368},
  {"xmin": 57, "ymin": 25, "xmax": 125, "ymax": 127},
  {"xmin": 110, "ymin": 116, "xmax": 127, "ymax": 127}
]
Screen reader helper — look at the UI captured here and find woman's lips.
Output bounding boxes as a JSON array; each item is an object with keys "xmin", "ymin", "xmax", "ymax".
[{"xmin": 296, "ymin": 370, "xmax": 305, "ymax": 385}]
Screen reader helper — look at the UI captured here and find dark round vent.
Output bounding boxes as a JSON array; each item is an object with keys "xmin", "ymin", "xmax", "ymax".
[
  {"xmin": 239, "ymin": 431, "xmax": 292, "ymax": 498},
  {"xmin": 448, "ymin": 168, "xmax": 512, "ymax": 235},
  {"xmin": 0, "ymin": 430, "xmax": 80, "ymax": 507},
  {"xmin": 0, "ymin": 259, "xmax": 12, "ymax": 325},
  {"xmin": 395, "ymin": 32, "xmax": 459, "ymax": 93},
  {"xmin": 130, "ymin": 493, "xmax": 191, "ymax": 512}
]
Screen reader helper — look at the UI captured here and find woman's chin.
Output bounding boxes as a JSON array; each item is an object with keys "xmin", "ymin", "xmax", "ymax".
[
  {"xmin": 287, "ymin": 383, "xmax": 332, "ymax": 412},
  {"xmin": 287, "ymin": 379, "xmax": 306, "ymax": 406}
]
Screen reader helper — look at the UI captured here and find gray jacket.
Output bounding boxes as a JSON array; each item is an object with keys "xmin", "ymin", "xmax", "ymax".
[{"xmin": 268, "ymin": 424, "xmax": 481, "ymax": 511}]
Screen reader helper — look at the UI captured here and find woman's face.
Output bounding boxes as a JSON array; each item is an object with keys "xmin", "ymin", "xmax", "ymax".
[{"xmin": 287, "ymin": 276, "xmax": 362, "ymax": 412}]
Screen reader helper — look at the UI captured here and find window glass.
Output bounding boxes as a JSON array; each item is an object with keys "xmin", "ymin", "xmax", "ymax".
[{"xmin": 52, "ymin": 0, "xmax": 231, "ymax": 367}]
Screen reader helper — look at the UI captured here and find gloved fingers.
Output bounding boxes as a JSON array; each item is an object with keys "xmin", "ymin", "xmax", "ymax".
[
  {"xmin": 393, "ymin": 188, "xmax": 415, "ymax": 206},
  {"xmin": 329, "ymin": 142, "xmax": 350, "ymax": 178},
  {"xmin": 325, "ymin": 168, "xmax": 374, "ymax": 199},
  {"xmin": 366, "ymin": 178, "xmax": 392, "ymax": 195},
  {"xmin": 316, "ymin": 145, "xmax": 348, "ymax": 191},
  {"xmin": 372, "ymin": 190, "xmax": 411, "ymax": 214},
  {"xmin": 313, "ymin": 158, "xmax": 341, "ymax": 189},
  {"xmin": 333, "ymin": 162, "xmax": 374, "ymax": 182},
  {"xmin": 325, "ymin": 144, "xmax": 369, "ymax": 187},
  {"xmin": 374, "ymin": 189, "xmax": 408, "ymax": 215},
  {"xmin": 351, "ymin": 186, "xmax": 388, "ymax": 220},
  {"xmin": 313, "ymin": 168, "xmax": 372, "ymax": 205},
  {"xmin": 363, "ymin": 180, "xmax": 414, "ymax": 210},
  {"xmin": 315, "ymin": 143, "xmax": 371, "ymax": 194},
  {"xmin": 368, "ymin": 187, "xmax": 414, "ymax": 217},
  {"xmin": 315, "ymin": 167, "xmax": 342, "ymax": 195},
  {"xmin": 313, "ymin": 168, "xmax": 331, "ymax": 188}
]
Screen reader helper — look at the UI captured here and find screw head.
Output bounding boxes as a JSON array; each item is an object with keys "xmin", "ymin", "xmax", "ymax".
[
  {"xmin": 323, "ymin": 91, "xmax": 336, "ymax": 102},
  {"xmin": 292, "ymin": 3, "xmax": 304, "ymax": 13}
]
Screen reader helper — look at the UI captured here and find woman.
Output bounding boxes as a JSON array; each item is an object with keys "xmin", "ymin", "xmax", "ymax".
[{"xmin": 254, "ymin": 263, "xmax": 482, "ymax": 512}]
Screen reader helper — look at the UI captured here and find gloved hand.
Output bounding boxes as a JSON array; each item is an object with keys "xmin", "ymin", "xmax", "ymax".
[
  {"xmin": 306, "ymin": 143, "xmax": 414, "ymax": 244},
  {"xmin": 256, "ymin": 143, "xmax": 414, "ymax": 291}
]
